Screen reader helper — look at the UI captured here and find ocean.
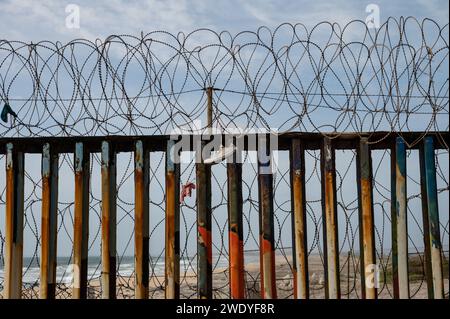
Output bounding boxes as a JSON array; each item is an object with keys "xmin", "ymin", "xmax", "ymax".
[{"xmin": 0, "ymin": 252, "xmax": 263, "ymax": 284}]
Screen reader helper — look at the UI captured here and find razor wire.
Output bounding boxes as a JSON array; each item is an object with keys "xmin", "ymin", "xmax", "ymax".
[{"xmin": 0, "ymin": 17, "xmax": 448, "ymax": 143}]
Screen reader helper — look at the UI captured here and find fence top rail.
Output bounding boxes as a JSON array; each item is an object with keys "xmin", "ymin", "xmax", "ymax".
[{"xmin": 0, "ymin": 131, "xmax": 447, "ymax": 154}]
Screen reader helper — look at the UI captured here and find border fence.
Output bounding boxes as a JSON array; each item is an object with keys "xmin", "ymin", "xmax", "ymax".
[{"xmin": 0, "ymin": 17, "xmax": 448, "ymax": 299}]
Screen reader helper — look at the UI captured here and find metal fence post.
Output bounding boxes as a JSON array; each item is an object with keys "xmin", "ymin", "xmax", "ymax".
[
  {"xmin": 40, "ymin": 143, "xmax": 59, "ymax": 299},
  {"xmin": 73, "ymin": 142, "xmax": 90, "ymax": 298},
  {"xmin": 227, "ymin": 161, "xmax": 245, "ymax": 299},
  {"xmin": 4, "ymin": 143, "xmax": 24, "ymax": 299},
  {"xmin": 419, "ymin": 140, "xmax": 434, "ymax": 298},
  {"xmin": 394, "ymin": 137, "xmax": 409, "ymax": 299},
  {"xmin": 357, "ymin": 137, "xmax": 377, "ymax": 299},
  {"xmin": 420, "ymin": 136, "xmax": 444, "ymax": 299},
  {"xmin": 290, "ymin": 138, "xmax": 308, "ymax": 299},
  {"xmin": 165, "ymin": 139, "xmax": 180, "ymax": 299},
  {"xmin": 321, "ymin": 137, "xmax": 340, "ymax": 299},
  {"xmin": 134, "ymin": 140, "xmax": 150, "ymax": 299},
  {"xmin": 258, "ymin": 135, "xmax": 277, "ymax": 299},
  {"xmin": 101, "ymin": 141, "xmax": 117, "ymax": 299},
  {"xmin": 196, "ymin": 153, "xmax": 213, "ymax": 299}
]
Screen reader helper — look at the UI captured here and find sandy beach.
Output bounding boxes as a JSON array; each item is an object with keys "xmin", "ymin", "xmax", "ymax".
[{"xmin": 2, "ymin": 253, "xmax": 447, "ymax": 299}]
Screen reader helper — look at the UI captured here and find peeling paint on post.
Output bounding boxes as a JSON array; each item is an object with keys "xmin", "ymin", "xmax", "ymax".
[
  {"xmin": 356, "ymin": 138, "xmax": 376, "ymax": 299},
  {"xmin": 73, "ymin": 142, "xmax": 90, "ymax": 299},
  {"xmin": 134, "ymin": 140, "xmax": 149, "ymax": 299},
  {"xmin": 4, "ymin": 143, "xmax": 24, "ymax": 299},
  {"xmin": 421, "ymin": 137, "xmax": 444, "ymax": 299},
  {"xmin": 395, "ymin": 137, "xmax": 410, "ymax": 299},
  {"xmin": 40, "ymin": 143, "xmax": 59, "ymax": 299},
  {"xmin": 196, "ymin": 141, "xmax": 212, "ymax": 299},
  {"xmin": 101, "ymin": 141, "xmax": 117, "ymax": 299},
  {"xmin": 227, "ymin": 161, "xmax": 245, "ymax": 299},
  {"xmin": 258, "ymin": 136, "xmax": 277, "ymax": 299},
  {"xmin": 390, "ymin": 144, "xmax": 399, "ymax": 298},
  {"xmin": 419, "ymin": 140, "xmax": 434, "ymax": 298},
  {"xmin": 165, "ymin": 139, "xmax": 180, "ymax": 299},
  {"xmin": 290, "ymin": 138, "xmax": 308, "ymax": 299},
  {"xmin": 321, "ymin": 137, "xmax": 340, "ymax": 299}
]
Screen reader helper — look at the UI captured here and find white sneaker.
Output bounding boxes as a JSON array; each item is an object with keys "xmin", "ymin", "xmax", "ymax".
[{"xmin": 204, "ymin": 144, "xmax": 236, "ymax": 164}]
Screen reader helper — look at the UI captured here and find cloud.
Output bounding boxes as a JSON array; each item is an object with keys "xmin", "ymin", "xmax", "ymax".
[{"xmin": 0, "ymin": 0, "xmax": 447, "ymax": 42}]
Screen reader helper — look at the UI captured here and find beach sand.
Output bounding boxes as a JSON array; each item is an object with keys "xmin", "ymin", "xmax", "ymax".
[{"xmin": 2, "ymin": 254, "xmax": 447, "ymax": 299}]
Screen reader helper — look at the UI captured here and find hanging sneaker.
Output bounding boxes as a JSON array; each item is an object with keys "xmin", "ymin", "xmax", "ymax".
[{"xmin": 203, "ymin": 144, "xmax": 236, "ymax": 164}]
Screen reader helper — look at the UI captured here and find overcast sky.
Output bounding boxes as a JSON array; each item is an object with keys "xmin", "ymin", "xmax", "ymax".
[{"xmin": 0, "ymin": 0, "xmax": 448, "ymax": 41}]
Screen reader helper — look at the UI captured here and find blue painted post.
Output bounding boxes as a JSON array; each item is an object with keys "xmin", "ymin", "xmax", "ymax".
[{"xmin": 422, "ymin": 136, "xmax": 444, "ymax": 299}]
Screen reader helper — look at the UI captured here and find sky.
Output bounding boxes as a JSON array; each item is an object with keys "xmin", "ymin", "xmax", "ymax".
[
  {"xmin": 0, "ymin": 0, "xmax": 448, "ymax": 262},
  {"xmin": 0, "ymin": 0, "xmax": 448, "ymax": 41}
]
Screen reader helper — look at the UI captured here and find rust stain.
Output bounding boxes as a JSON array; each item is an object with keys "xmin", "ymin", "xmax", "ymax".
[{"xmin": 198, "ymin": 226, "xmax": 212, "ymax": 264}]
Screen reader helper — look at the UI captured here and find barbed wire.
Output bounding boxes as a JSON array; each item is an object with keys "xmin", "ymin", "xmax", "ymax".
[{"xmin": 0, "ymin": 17, "xmax": 448, "ymax": 140}]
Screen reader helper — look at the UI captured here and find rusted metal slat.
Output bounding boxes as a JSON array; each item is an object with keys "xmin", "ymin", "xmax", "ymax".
[
  {"xmin": 356, "ymin": 138, "xmax": 377, "ymax": 299},
  {"xmin": 320, "ymin": 137, "xmax": 340, "ymax": 299},
  {"xmin": 394, "ymin": 137, "xmax": 410, "ymax": 299},
  {"xmin": 227, "ymin": 161, "xmax": 245, "ymax": 299},
  {"xmin": 73, "ymin": 142, "xmax": 90, "ymax": 299},
  {"xmin": 290, "ymin": 138, "xmax": 308, "ymax": 299},
  {"xmin": 258, "ymin": 139, "xmax": 277, "ymax": 299},
  {"xmin": 196, "ymin": 146, "xmax": 213, "ymax": 299},
  {"xmin": 40, "ymin": 143, "xmax": 59, "ymax": 299},
  {"xmin": 165, "ymin": 140, "xmax": 180, "ymax": 299},
  {"xmin": 390, "ymin": 144, "xmax": 399, "ymax": 298},
  {"xmin": 4, "ymin": 143, "xmax": 24, "ymax": 299},
  {"xmin": 420, "ymin": 136, "xmax": 444, "ymax": 299},
  {"xmin": 134, "ymin": 140, "xmax": 150, "ymax": 299},
  {"xmin": 101, "ymin": 141, "xmax": 117, "ymax": 299},
  {"xmin": 419, "ymin": 140, "xmax": 434, "ymax": 298}
]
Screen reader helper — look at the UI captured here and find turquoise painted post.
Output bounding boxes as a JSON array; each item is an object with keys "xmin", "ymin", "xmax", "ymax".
[{"xmin": 422, "ymin": 136, "xmax": 444, "ymax": 299}]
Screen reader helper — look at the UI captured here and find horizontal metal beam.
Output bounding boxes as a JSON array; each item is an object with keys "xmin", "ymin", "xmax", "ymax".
[{"xmin": 0, "ymin": 132, "xmax": 447, "ymax": 154}]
